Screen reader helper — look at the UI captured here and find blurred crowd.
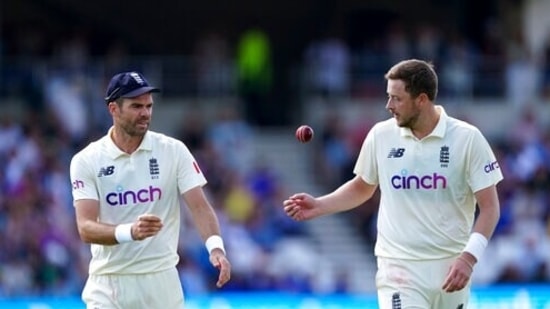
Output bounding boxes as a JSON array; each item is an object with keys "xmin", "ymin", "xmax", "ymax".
[
  {"xmin": 1, "ymin": 13, "xmax": 550, "ymax": 299},
  {"xmin": 302, "ymin": 21, "xmax": 550, "ymax": 106}
]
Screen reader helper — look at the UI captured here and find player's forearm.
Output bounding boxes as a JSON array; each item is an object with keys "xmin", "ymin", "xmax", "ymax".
[
  {"xmin": 317, "ymin": 176, "xmax": 375, "ymax": 216},
  {"xmin": 472, "ymin": 203, "xmax": 500, "ymax": 241},
  {"xmin": 183, "ymin": 187, "xmax": 224, "ymax": 240},
  {"xmin": 462, "ymin": 186, "xmax": 501, "ymax": 264},
  {"xmin": 188, "ymin": 203, "xmax": 222, "ymax": 240},
  {"xmin": 463, "ymin": 206, "xmax": 499, "ymax": 264},
  {"xmin": 189, "ymin": 205, "xmax": 227, "ymax": 256},
  {"xmin": 77, "ymin": 220, "xmax": 119, "ymax": 245},
  {"xmin": 472, "ymin": 186, "xmax": 501, "ymax": 240}
]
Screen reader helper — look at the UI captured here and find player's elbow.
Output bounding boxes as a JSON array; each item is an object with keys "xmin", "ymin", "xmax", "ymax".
[
  {"xmin": 77, "ymin": 230, "xmax": 93, "ymax": 244},
  {"xmin": 76, "ymin": 222, "xmax": 95, "ymax": 244}
]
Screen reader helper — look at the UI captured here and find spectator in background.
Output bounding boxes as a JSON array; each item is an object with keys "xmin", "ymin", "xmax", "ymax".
[
  {"xmin": 413, "ymin": 23, "xmax": 443, "ymax": 63},
  {"xmin": 304, "ymin": 33, "xmax": 351, "ymax": 99},
  {"xmin": 208, "ymin": 105, "xmax": 255, "ymax": 177},
  {"xmin": 236, "ymin": 27, "xmax": 273, "ymax": 126},
  {"xmin": 44, "ymin": 33, "xmax": 99, "ymax": 146},
  {"xmin": 43, "ymin": 73, "xmax": 89, "ymax": 145},
  {"xmin": 0, "ymin": 115, "xmax": 23, "ymax": 158},
  {"xmin": 440, "ymin": 33, "xmax": 476, "ymax": 100},
  {"xmin": 509, "ymin": 112, "xmax": 547, "ymax": 182},
  {"xmin": 4, "ymin": 124, "xmax": 43, "ymax": 192},
  {"xmin": 508, "ymin": 106, "xmax": 542, "ymax": 148},
  {"xmin": 246, "ymin": 157, "xmax": 305, "ymax": 249},
  {"xmin": 3, "ymin": 25, "xmax": 46, "ymax": 110},
  {"xmin": 473, "ymin": 17, "xmax": 506, "ymax": 97},
  {"xmin": 194, "ymin": 31, "xmax": 234, "ymax": 97},
  {"xmin": 222, "ymin": 170, "xmax": 256, "ymax": 224},
  {"xmin": 176, "ymin": 109, "xmax": 208, "ymax": 152},
  {"xmin": 505, "ymin": 31, "xmax": 544, "ymax": 107},
  {"xmin": 314, "ymin": 112, "xmax": 354, "ymax": 190},
  {"xmin": 385, "ymin": 21, "xmax": 412, "ymax": 65},
  {"xmin": 352, "ymin": 36, "xmax": 389, "ymax": 97}
]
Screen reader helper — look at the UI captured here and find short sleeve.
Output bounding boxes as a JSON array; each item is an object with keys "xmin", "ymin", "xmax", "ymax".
[
  {"xmin": 353, "ymin": 125, "xmax": 379, "ymax": 185},
  {"xmin": 175, "ymin": 141, "xmax": 207, "ymax": 194},
  {"xmin": 70, "ymin": 153, "xmax": 99, "ymax": 203},
  {"xmin": 467, "ymin": 129, "xmax": 503, "ymax": 192}
]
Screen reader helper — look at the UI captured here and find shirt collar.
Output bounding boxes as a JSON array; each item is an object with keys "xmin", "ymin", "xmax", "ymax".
[
  {"xmin": 400, "ymin": 105, "xmax": 448, "ymax": 139},
  {"xmin": 104, "ymin": 127, "xmax": 153, "ymax": 159}
]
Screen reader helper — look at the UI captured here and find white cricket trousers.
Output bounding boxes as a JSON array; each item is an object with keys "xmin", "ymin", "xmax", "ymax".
[
  {"xmin": 376, "ymin": 256, "xmax": 470, "ymax": 309},
  {"xmin": 82, "ymin": 268, "xmax": 184, "ymax": 309}
]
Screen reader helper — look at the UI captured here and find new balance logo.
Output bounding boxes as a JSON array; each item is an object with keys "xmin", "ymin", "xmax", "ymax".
[
  {"xmin": 98, "ymin": 166, "xmax": 115, "ymax": 177},
  {"xmin": 388, "ymin": 148, "xmax": 405, "ymax": 158}
]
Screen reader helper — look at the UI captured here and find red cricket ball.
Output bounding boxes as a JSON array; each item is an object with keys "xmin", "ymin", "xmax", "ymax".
[{"xmin": 295, "ymin": 125, "xmax": 314, "ymax": 143}]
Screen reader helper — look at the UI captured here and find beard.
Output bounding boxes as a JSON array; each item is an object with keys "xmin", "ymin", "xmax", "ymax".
[
  {"xmin": 396, "ymin": 109, "xmax": 420, "ymax": 129},
  {"xmin": 120, "ymin": 118, "xmax": 149, "ymax": 137}
]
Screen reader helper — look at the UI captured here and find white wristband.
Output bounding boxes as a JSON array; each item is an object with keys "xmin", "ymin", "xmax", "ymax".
[
  {"xmin": 463, "ymin": 232, "xmax": 488, "ymax": 262},
  {"xmin": 115, "ymin": 223, "xmax": 134, "ymax": 243},
  {"xmin": 205, "ymin": 235, "xmax": 226, "ymax": 255}
]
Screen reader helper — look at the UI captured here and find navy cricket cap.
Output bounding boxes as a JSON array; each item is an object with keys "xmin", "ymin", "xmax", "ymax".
[{"xmin": 104, "ymin": 71, "xmax": 160, "ymax": 104}]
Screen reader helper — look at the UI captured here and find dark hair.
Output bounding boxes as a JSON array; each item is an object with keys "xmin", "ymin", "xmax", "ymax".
[
  {"xmin": 105, "ymin": 97, "xmax": 125, "ymax": 107},
  {"xmin": 384, "ymin": 59, "xmax": 438, "ymax": 101}
]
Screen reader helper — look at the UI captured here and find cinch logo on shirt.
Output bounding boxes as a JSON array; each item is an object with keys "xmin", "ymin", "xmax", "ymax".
[
  {"xmin": 391, "ymin": 170, "xmax": 447, "ymax": 189},
  {"xmin": 387, "ymin": 148, "xmax": 405, "ymax": 158},
  {"xmin": 484, "ymin": 160, "xmax": 500, "ymax": 173},
  {"xmin": 106, "ymin": 185, "xmax": 162, "ymax": 206},
  {"xmin": 72, "ymin": 180, "xmax": 84, "ymax": 189}
]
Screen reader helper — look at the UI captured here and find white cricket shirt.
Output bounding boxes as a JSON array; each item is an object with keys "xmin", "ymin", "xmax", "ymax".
[
  {"xmin": 354, "ymin": 106, "xmax": 503, "ymax": 260},
  {"xmin": 70, "ymin": 128, "xmax": 206, "ymax": 275}
]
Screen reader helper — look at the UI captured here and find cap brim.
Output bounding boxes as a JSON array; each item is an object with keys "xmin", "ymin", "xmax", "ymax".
[{"xmin": 121, "ymin": 86, "xmax": 160, "ymax": 99}]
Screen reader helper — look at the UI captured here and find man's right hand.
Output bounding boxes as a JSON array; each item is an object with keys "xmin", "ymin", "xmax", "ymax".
[
  {"xmin": 132, "ymin": 214, "xmax": 163, "ymax": 240},
  {"xmin": 283, "ymin": 193, "xmax": 318, "ymax": 221}
]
